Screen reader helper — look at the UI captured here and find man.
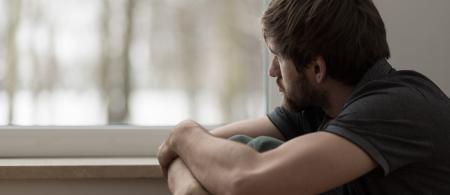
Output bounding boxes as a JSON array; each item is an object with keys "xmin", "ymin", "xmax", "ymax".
[{"xmin": 158, "ymin": 0, "xmax": 450, "ymax": 194}]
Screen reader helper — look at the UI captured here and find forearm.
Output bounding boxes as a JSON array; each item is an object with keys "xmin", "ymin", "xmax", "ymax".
[
  {"xmin": 168, "ymin": 159, "xmax": 211, "ymax": 195},
  {"xmin": 211, "ymin": 116, "xmax": 285, "ymax": 141},
  {"xmin": 166, "ymin": 117, "xmax": 279, "ymax": 195},
  {"xmin": 172, "ymin": 125, "xmax": 260, "ymax": 195}
]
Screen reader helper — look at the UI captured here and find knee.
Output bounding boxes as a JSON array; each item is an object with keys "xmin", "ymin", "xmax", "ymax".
[
  {"xmin": 248, "ymin": 136, "xmax": 284, "ymax": 153},
  {"xmin": 228, "ymin": 135, "xmax": 253, "ymax": 144}
]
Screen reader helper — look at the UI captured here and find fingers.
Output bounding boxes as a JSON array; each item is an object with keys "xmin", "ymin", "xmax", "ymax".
[
  {"xmin": 158, "ymin": 120, "xmax": 204, "ymax": 178},
  {"xmin": 157, "ymin": 141, "xmax": 178, "ymax": 178}
]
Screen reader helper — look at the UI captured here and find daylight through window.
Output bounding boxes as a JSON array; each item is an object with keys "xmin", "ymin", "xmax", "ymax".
[{"xmin": 0, "ymin": 0, "xmax": 266, "ymax": 126}]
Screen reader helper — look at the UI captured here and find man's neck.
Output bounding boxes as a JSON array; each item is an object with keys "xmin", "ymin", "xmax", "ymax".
[{"xmin": 322, "ymin": 83, "xmax": 354, "ymax": 118}]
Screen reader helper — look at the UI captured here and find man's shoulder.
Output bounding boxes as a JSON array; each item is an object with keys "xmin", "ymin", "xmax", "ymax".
[
  {"xmin": 337, "ymin": 68, "xmax": 450, "ymax": 133},
  {"xmin": 351, "ymin": 69, "xmax": 449, "ymax": 106},
  {"xmin": 267, "ymin": 106, "xmax": 326, "ymax": 139}
]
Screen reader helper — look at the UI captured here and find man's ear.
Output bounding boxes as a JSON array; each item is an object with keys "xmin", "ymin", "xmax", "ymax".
[{"xmin": 313, "ymin": 56, "xmax": 327, "ymax": 84}]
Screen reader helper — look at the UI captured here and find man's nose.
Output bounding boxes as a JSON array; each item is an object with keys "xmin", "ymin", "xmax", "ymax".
[{"xmin": 269, "ymin": 57, "xmax": 280, "ymax": 77}]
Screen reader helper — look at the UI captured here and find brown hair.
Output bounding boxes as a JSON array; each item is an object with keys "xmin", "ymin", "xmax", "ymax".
[{"xmin": 262, "ymin": 0, "xmax": 390, "ymax": 85}]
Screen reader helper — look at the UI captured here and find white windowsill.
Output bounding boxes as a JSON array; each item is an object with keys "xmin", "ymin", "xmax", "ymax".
[
  {"xmin": 0, "ymin": 157, "xmax": 163, "ymax": 179},
  {"xmin": 0, "ymin": 126, "xmax": 172, "ymax": 157}
]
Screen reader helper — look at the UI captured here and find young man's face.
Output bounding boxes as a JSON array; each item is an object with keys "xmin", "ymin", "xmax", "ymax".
[{"xmin": 267, "ymin": 39, "xmax": 323, "ymax": 112}]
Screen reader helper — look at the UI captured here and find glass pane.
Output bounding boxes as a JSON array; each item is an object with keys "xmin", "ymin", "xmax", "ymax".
[{"xmin": 0, "ymin": 0, "xmax": 266, "ymax": 126}]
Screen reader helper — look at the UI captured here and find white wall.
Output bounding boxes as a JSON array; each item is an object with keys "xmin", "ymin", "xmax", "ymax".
[{"xmin": 375, "ymin": 0, "xmax": 450, "ymax": 96}]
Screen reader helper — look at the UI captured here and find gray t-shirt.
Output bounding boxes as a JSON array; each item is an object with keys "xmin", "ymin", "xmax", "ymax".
[{"xmin": 267, "ymin": 59, "xmax": 450, "ymax": 194}]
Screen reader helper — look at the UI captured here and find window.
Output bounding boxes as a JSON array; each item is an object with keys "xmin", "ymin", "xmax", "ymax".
[{"xmin": 0, "ymin": 0, "xmax": 267, "ymax": 126}]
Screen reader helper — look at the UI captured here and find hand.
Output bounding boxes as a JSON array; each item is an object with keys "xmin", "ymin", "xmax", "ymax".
[
  {"xmin": 157, "ymin": 139, "xmax": 178, "ymax": 178},
  {"xmin": 158, "ymin": 120, "xmax": 203, "ymax": 178}
]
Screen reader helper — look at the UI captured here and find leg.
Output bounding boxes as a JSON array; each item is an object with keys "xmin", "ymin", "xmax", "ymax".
[
  {"xmin": 228, "ymin": 135, "xmax": 254, "ymax": 145},
  {"xmin": 247, "ymin": 136, "xmax": 284, "ymax": 152}
]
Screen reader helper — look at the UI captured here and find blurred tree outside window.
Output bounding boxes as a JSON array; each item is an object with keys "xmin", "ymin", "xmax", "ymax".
[{"xmin": 0, "ymin": 0, "xmax": 266, "ymax": 126}]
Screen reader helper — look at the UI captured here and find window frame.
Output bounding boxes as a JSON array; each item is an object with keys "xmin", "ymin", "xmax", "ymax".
[
  {"xmin": 0, "ymin": 73, "xmax": 279, "ymax": 159},
  {"xmin": 0, "ymin": 0, "xmax": 280, "ymax": 159},
  {"xmin": 0, "ymin": 126, "xmax": 170, "ymax": 157},
  {"xmin": 0, "ymin": 51, "xmax": 278, "ymax": 159}
]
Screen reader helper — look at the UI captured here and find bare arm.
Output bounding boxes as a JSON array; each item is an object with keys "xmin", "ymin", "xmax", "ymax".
[
  {"xmin": 162, "ymin": 121, "xmax": 376, "ymax": 195},
  {"xmin": 166, "ymin": 117, "xmax": 282, "ymax": 195},
  {"xmin": 168, "ymin": 159, "xmax": 211, "ymax": 195},
  {"xmin": 211, "ymin": 116, "xmax": 285, "ymax": 140}
]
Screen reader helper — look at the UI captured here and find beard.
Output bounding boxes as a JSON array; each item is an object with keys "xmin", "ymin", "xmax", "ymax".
[{"xmin": 281, "ymin": 72, "xmax": 328, "ymax": 113}]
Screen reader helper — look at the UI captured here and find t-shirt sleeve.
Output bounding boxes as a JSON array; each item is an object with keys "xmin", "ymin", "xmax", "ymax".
[
  {"xmin": 267, "ymin": 106, "xmax": 325, "ymax": 140},
  {"xmin": 324, "ymin": 83, "xmax": 434, "ymax": 175}
]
